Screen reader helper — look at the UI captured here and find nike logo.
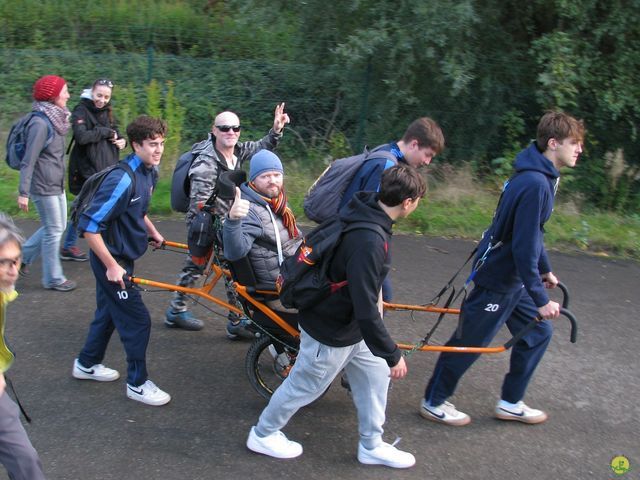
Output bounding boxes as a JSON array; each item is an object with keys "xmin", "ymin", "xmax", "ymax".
[
  {"xmin": 426, "ymin": 408, "xmax": 445, "ymax": 419},
  {"xmin": 77, "ymin": 365, "xmax": 95, "ymax": 375},
  {"xmin": 127, "ymin": 385, "xmax": 143, "ymax": 395},
  {"xmin": 130, "ymin": 196, "xmax": 142, "ymax": 203},
  {"xmin": 498, "ymin": 407, "xmax": 524, "ymax": 416}
]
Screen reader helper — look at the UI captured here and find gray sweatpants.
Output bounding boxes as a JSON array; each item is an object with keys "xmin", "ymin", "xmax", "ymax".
[
  {"xmin": 255, "ymin": 328, "xmax": 390, "ymax": 449},
  {"xmin": 0, "ymin": 392, "xmax": 46, "ymax": 480}
]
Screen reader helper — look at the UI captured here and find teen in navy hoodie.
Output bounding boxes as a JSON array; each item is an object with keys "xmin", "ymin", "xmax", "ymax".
[{"xmin": 420, "ymin": 111, "xmax": 584, "ymax": 427}]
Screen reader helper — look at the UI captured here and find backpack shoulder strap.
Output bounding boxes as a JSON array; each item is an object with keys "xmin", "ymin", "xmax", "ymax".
[
  {"xmin": 30, "ymin": 112, "xmax": 54, "ymax": 146},
  {"xmin": 343, "ymin": 221, "xmax": 387, "ymax": 242},
  {"xmin": 116, "ymin": 160, "xmax": 137, "ymax": 198},
  {"xmin": 365, "ymin": 144, "xmax": 398, "ymax": 166}
]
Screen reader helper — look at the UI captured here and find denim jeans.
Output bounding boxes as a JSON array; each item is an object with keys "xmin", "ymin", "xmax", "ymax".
[
  {"xmin": 62, "ymin": 220, "xmax": 78, "ymax": 250},
  {"xmin": 22, "ymin": 193, "xmax": 68, "ymax": 288}
]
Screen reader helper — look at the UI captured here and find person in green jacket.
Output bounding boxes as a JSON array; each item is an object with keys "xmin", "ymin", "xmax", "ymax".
[{"xmin": 0, "ymin": 212, "xmax": 47, "ymax": 479}]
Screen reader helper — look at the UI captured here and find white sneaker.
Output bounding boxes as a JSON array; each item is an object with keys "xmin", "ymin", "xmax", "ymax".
[
  {"xmin": 419, "ymin": 399, "xmax": 471, "ymax": 426},
  {"xmin": 495, "ymin": 400, "xmax": 548, "ymax": 424},
  {"xmin": 246, "ymin": 426, "xmax": 302, "ymax": 459},
  {"xmin": 72, "ymin": 358, "xmax": 120, "ymax": 382},
  {"xmin": 358, "ymin": 442, "xmax": 416, "ymax": 469},
  {"xmin": 126, "ymin": 380, "xmax": 171, "ymax": 406}
]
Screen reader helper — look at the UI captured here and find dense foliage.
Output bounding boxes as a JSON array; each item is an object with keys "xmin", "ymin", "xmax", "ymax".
[{"xmin": 1, "ymin": 0, "xmax": 639, "ymax": 211}]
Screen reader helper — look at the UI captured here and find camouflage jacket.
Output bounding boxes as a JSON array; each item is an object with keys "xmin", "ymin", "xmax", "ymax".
[{"xmin": 186, "ymin": 129, "xmax": 283, "ymax": 224}]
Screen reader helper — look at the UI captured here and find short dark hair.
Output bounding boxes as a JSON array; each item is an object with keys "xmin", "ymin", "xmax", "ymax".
[
  {"xmin": 401, "ymin": 117, "xmax": 445, "ymax": 154},
  {"xmin": 126, "ymin": 115, "xmax": 168, "ymax": 147},
  {"xmin": 378, "ymin": 164, "xmax": 427, "ymax": 207},
  {"xmin": 536, "ymin": 111, "xmax": 585, "ymax": 151},
  {"xmin": 0, "ymin": 212, "xmax": 24, "ymax": 250}
]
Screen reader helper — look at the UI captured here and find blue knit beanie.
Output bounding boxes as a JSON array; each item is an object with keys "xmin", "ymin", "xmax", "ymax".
[{"xmin": 249, "ymin": 150, "xmax": 284, "ymax": 181}]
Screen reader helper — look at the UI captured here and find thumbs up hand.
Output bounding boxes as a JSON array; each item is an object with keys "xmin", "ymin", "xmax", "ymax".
[{"xmin": 228, "ymin": 187, "xmax": 251, "ymax": 220}]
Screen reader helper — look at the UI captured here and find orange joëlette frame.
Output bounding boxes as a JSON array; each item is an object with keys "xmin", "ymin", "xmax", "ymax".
[{"xmin": 130, "ymin": 241, "xmax": 577, "ymax": 354}]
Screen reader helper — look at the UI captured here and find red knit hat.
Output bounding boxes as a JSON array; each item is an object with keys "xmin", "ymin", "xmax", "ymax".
[{"xmin": 32, "ymin": 75, "xmax": 67, "ymax": 101}]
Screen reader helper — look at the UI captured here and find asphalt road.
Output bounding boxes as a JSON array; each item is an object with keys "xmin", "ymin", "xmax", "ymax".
[{"xmin": 4, "ymin": 218, "xmax": 639, "ymax": 480}]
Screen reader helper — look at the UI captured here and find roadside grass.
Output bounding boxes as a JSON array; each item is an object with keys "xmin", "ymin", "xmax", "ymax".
[{"xmin": 2, "ymin": 163, "xmax": 638, "ymax": 261}]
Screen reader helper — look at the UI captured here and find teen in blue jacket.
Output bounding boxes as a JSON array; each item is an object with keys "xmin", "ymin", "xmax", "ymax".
[
  {"xmin": 339, "ymin": 117, "xmax": 444, "ymax": 301},
  {"xmin": 420, "ymin": 111, "xmax": 584, "ymax": 426},
  {"xmin": 72, "ymin": 116, "xmax": 172, "ymax": 407}
]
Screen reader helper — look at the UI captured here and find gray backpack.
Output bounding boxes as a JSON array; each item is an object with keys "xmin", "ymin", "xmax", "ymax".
[
  {"xmin": 5, "ymin": 112, "xmax": 53, "ymax": 170},
  {"xmin": 303, "ymin": 146, "xmax": 397, "ymax": 223}
]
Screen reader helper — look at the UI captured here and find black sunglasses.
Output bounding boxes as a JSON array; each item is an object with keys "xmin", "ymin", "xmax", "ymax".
[
  {"xmin": 95, "ymin": 79, "xmax": 114, "ymax": 88},
  {"xmin": 216, "ymin": 125, "xmax": 242, "ymax": 133}
]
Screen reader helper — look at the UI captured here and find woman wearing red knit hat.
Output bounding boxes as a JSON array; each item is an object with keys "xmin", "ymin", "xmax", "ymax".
[{"xmin": 17, "ymin": 75, "xmax": 77, "ymax": 292}]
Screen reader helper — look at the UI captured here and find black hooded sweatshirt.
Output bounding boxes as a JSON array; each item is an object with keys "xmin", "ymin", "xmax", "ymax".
[{"xmin": 298, "ymin": 191, "xmax": 402, "ymax": 367}]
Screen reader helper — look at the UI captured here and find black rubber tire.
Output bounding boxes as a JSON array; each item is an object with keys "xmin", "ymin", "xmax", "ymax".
[{"xmin": 245, "ymin": 335, "xmax": 298, "ymax": 400}]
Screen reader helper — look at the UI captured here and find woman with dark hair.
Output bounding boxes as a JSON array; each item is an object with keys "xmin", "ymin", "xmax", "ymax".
[
  {"xmin": 18, "ymin": 75, "xmax": 76, "ymax": 292},
  {"xmin": 61, "ymin": 78, "xmax": 126, "ymax": 261}
]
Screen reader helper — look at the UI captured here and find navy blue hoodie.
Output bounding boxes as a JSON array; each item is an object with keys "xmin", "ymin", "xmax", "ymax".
[
  {"xmin": 299, "ymin": 191, "xmax": 401, "ymax": 367},
  {"xmin": 472, "ymin": 142, "xmax": 560, "ymax": 307}
]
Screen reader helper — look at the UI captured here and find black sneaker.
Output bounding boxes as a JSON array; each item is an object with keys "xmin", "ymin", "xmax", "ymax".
[
  {"xmin": 60, "ymin": 247, "xmax": 88, "ymax": 262},
  {"xmin": 19, "ymin": 263, "xmax": 30, "ymax": 277},
  {"xmin": 45, "ymin": 280, "xmax": 77, "ymax": 292}
]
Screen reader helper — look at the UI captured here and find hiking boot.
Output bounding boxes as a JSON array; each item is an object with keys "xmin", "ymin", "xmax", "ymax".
[
  {"xmin": 246, "ymin": 426, "xmax": 302, "ymax": 459},
  {"xmin": 45, "ymin": 279, "xmax": 77, "ymax": 292},
  {"xmin": 495, "ymin": 400, "xmax": 548, "ymax": 424},
  {"xmin": 72, "ymin": 358, "xmax": 120, "ymax": 382},
  {"xmin": 60, "ymin": 246, "xmax": 88, "ymax": 262},
  {"xmin": 126, "ymin": 380, "xmax": 171, "ymax": 406},
  {"xmin": 19, "ymin": 263, "xmax": 30, "ymax": 277},
  {"xmin": 357, "ymin": 441, "xmax": 416, "ymax": 469},
  {"xmin": 419, "ymin": 399, "xmax": 471, "ymax": 426},
  {"xmin": 226, "ymin": 319, "xmax": 257, "ymax": 340},
  {"xmin": 164, "ymin": 308, "xmax": 204, "ymax": 331}
]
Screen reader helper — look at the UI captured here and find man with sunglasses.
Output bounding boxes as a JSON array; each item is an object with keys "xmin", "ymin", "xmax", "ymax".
[
  {"xmin": 0, "ymin": 213, "xmax": 47, "ymax": 479},
  {"xmin": 166, "ymin": 103, "xmax": 290, "ymax": 335}
]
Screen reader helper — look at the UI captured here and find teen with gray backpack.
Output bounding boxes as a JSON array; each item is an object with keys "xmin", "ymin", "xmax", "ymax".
[{"xmin": 304, "ymin": 117, "xmax": 444, "ymax": 301}]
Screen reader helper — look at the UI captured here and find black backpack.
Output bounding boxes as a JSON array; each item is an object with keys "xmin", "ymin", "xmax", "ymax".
[
  {"xmin": 70, "ymin": 161, "xmax": 136, "ymax": 229},
  {"xmin": 303, "ymin": 145, "xmax": 397, "ymax": 223},
  {"xmin": 170, "ymin": 150, "xmax": 196, "ymax": 212},
  {"xmin": 276, "ymin": 218, "xmax": 386, "ymax": 310}
]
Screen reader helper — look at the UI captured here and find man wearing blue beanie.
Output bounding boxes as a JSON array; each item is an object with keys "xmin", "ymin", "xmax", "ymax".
[
  {"xmin": 223, "ymin": 150, "xmax": 301, "ymax": 314},
  {"xmin": 249, "ymin": 150, "xmax": 284, "ymax": 182}
]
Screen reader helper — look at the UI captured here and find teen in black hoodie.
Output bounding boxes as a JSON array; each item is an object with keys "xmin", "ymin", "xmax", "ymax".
[
  {"xmin": 246, "ymin": 165, "xmax": 426, "ymax": 469},
  {"xmin": 420, "ymin": 111, "xmax": 584, "ymax": 427}
]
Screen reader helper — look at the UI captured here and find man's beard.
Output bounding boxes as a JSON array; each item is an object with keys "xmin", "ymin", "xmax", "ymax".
[{"xmin": 262, "ymin": 186, "xmax": 281, "ymax": 198}]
